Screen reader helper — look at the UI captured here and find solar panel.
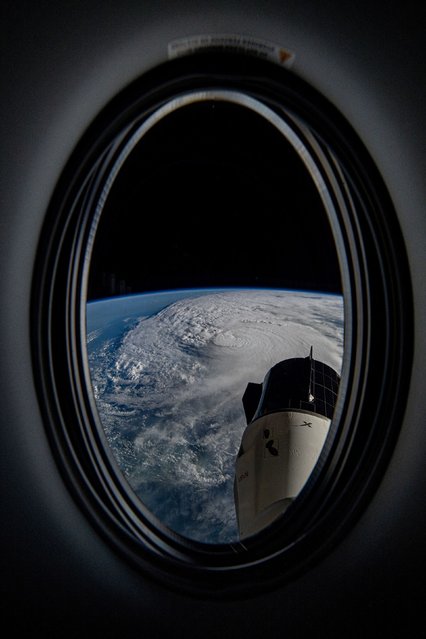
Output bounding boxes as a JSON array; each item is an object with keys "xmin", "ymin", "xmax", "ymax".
[{"xmin": 249, "ymin": 350, "xmax": 340, "ymax": 421}]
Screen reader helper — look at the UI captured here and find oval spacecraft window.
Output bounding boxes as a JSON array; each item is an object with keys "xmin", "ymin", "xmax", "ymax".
[
  {"xmin": 84, "ymin": 92, "xmax": 345, "ymax": 544},
  {"xmin": 33, "ymin": 54, "xmax": 411, "ymax": 595}
]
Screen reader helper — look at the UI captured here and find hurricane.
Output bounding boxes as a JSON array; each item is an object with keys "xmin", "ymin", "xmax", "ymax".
[{"xmin": 87, "ymin": 288, "xmax": 344, "ymax": 543}]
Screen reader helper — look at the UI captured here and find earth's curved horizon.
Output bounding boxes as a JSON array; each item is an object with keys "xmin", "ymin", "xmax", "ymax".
[{"xmin": 86, "ymin": 287, "xmax": 344, "ymax": 544}]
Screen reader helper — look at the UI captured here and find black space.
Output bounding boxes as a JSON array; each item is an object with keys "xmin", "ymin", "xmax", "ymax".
[{"xmin": 87, "ymin": 100, "xmax": 342, "ymax": 300}]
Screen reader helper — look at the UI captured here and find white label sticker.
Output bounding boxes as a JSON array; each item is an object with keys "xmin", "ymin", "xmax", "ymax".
[{"xmin": 168, "ymin": 34, "xmax": 295, "ymax": 67}]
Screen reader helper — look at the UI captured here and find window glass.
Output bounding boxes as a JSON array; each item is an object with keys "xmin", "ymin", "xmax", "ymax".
[{"xmin": 85, "ymin": 96, "xmax": 344, "ymax": 543}]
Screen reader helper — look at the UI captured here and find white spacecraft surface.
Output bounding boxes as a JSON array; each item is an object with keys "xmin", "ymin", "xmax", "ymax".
[{"xmin": 235, "ymin": 348, "xmax": 340, "ymax": 538}]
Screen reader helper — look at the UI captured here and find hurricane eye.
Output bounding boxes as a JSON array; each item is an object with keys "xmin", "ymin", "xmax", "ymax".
[{"xmin": 84, "ymin": 94, "xmax": 345, "ymax": 543}]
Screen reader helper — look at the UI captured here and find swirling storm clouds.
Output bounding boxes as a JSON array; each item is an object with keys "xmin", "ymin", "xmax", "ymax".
[{"xmin": 87, "ymin": 289, "xmax": 344, "ymax": 543}]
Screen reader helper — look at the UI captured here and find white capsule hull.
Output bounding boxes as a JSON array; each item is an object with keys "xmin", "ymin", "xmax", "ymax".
[{"xmin": 235, "ymin": 410, "xmax": 330, "ymax": 539}]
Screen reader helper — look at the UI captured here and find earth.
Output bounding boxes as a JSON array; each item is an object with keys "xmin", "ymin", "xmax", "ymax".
[{"xmin": 86, "ymin": 288, "xmax": 344, "ymax": 544}]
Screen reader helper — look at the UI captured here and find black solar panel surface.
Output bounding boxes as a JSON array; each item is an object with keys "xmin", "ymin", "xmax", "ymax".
[{"xmin": 255, "ymin": 355, "xmax": 340, "ymax": 420}]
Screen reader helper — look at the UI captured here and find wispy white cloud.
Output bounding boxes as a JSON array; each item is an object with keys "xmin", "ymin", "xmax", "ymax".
[{"xmin": 88, "ymin": 290, "xmax": 344, "ymax": 543}]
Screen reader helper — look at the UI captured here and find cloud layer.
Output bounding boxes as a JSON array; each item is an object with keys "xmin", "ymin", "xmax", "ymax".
[{"xmin": 87, "ymin": 289, "xmax": 344, "ymax": 543}]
